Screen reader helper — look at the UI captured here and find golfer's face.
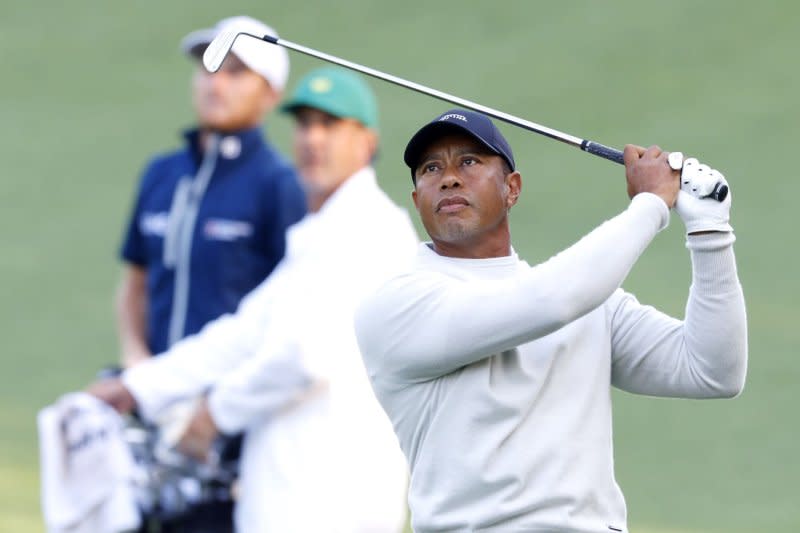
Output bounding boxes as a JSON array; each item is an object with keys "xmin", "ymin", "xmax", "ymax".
[
  {"xmin": 293, "ymin": 107, "xmax": 374, "ymax": 196},
  {"xmin": 412, "ymin": 134, "xmax": 511, "ymax": 247},
  {"xmin": 192, "ymin": 53, "xmax": 275, "ymax": 132}
]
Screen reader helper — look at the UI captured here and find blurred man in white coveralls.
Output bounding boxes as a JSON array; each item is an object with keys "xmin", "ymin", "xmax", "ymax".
[{"xmin": 90, "ymin": 67, "xmax": 417, "ymax": 532}]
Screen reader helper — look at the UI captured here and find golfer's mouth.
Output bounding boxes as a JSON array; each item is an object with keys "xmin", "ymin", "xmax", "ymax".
[{"xmin": 437, "ymin": 196, "xmax": 469, "ymax": 213}]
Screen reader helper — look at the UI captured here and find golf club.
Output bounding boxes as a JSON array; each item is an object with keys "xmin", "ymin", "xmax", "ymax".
[{"xmin": 203, "ymin": 30, "xmax": 727, "ymax": 202}]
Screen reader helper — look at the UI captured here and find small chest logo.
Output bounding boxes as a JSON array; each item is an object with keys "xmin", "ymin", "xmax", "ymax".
[
  {"xmin": 204, "ymin": 219, "xmax": 254, "ymax": 241},
  {"xmin": 140, "ymin": 212, "xmax": 169, "ymax": 237}
]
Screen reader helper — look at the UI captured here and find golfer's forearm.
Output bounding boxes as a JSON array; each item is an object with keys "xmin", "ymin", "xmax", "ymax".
[
  {"xmin": 609, "ymin": 232, "xmax": 746, "ymax": 398},
  {"xmin": 529, "ymin": 193, "xmax": 669, "ymax": 327},
  {"xmin": 682, "ymin": 232, "xmax": 747, "ymax": 395},
  {"xmin": 123, "ymin": 310, "xmax": 262, "ymax": 419},
  {"xmin": 118, "ymin": 319, "xmax": 150, "ymax": 365},
  {"xmin": 208, "ymin": 350, "xmax": 314, "ymax": 434},
  {"xmin": 209, "ymin": 291, "xmax": 355, "ymax": 434},
  {"xmin": 115, "ymin": 268, "xmax": 151, "ymax": 361}
]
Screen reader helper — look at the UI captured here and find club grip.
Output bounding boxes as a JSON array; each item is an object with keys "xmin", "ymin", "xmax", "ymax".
[
  {"xmin": 580, "ymin": 140, "xmax": 624, "ymax": 165},
  {"xmin": 581, "ymin": 140, "xmax": 728, "ymax": 203}
]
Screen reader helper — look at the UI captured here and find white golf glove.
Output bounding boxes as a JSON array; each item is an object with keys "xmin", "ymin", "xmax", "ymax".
[{"xmin": 674, "ymin": 156, "xmax": 733, "ymax": 234}]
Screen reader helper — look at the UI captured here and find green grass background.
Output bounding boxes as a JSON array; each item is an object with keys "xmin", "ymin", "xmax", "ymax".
[{"xmin": 2, "ymin": 1, "xmax": 798, "ymax": 531}]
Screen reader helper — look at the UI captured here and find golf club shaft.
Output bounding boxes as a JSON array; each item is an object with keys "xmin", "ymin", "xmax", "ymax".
[
  {"xmin": 260, "ymin": 34, "xmax": 622, "ymax": 164},
  {"xmin": 256, "ymin": 33, "xmax": 727, "ymax": 202}
]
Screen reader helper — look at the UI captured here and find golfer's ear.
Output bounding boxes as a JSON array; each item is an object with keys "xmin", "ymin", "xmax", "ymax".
[
  {"xmin": 506, "ymin": 171, "xmax": 521, "ymax": 208},
  {"xmin": 412, "ymin": 188, "xmax": 420, "ymax": 210},
  {"xmin": 363, "ymin": 128, "xmax": 379, "ymax": 162}
]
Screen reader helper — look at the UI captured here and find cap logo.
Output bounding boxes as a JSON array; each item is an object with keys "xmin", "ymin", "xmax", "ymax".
[
  {"xmin": 439, "ymin": 113, "xmax": 467, "ymax": 122},
  {"xmin": 310, "ymin": 77, "xmax": 333, "ymax": 93}
]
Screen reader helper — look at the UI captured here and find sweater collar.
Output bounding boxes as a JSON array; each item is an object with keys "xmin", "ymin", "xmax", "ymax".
[{"xmin": 416, "ymin": 242, "xmax": 521, "ymax": 279}]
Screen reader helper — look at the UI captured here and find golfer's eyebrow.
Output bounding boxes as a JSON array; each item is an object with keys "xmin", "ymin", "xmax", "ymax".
[
  {"xmin": 420, "ymin": 146, "xmax": 490, "ymax": 166},
  {"xmin": 418, "ymin": 152, "xmax": 442, "ymax": 167},
  {"xmin": 455, "ymin": 146, "xmax": 491, "ymax": 157}
]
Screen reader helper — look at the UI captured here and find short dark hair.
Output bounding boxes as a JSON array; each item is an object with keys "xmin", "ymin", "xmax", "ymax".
[{"xmin": 500, "ymin": 159, "xmax": 512, "ymax": 177}]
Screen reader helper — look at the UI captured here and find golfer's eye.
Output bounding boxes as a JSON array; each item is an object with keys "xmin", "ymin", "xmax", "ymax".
[
  {"xmin": 462, "ymin": 157, "xmax": 477, "ymax": 166},
  {"xmin": 423, "ymin": 163, "xmax": 439, "ymax": 174}
]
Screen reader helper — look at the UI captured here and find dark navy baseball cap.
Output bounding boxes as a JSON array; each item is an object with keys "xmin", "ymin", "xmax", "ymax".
[{"xmin": 404, "ymin": 109, "xmax": 516, "ymax": 182}]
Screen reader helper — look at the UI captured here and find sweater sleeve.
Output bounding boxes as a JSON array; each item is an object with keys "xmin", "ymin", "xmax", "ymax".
[
  {"xmin": 609, "ymin": 231, "xmax": 747, "ymax": 398},
  {"xmin": 206, "ymin": 330, "xmax": 312, "ymax": 435},
  {"xmin": 122, "ymin": 270, "xmax": 279, "ymax": 420},
  {"xmin": 207, "ymin": 259, "xmax": 372, "ymax": 434},
  {"xmin": 206, "ymin": 302, "xmax": 337, "ymax": 435},
  {"xmin": 355, "ymin": 193, "xmax": 669, "ymax": 382}
]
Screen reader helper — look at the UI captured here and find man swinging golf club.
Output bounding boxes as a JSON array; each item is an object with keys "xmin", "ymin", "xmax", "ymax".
[{"xmin": 355, "ymin": 109, "xmax": 748, "ymax": 532}]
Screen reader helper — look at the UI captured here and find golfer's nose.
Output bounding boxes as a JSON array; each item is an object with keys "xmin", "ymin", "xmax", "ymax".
[{"xmin": 440, "ymin": 169, "xmax": 462, "ymax": 190}]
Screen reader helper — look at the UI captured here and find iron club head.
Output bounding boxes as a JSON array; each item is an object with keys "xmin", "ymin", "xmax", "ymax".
[{"xmin": 202, "ymin": 29, "xmax": 240, "ymax": 73}]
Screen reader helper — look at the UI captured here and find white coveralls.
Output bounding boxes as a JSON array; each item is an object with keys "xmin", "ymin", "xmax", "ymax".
[{"xmin": 125, "ymin": 168, "xmax": 418, "ymax": 532}]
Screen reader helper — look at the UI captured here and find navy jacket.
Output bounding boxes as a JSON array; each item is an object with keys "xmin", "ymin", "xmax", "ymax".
[{"xmin": 120, "ymin": 127, "xmax": 306, "ymax": 354}]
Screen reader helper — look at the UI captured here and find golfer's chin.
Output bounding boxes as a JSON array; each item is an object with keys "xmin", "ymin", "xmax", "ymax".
[
  {"xmin": 199, "ymin": 112, "xmax": 251, "ymax": 133},
  {"xmin": 300, "ymin": 171, "xmax": 337, "ymax": 196},
  {"xmin": 431, "ymin": 218, "xmax": 480, "ymax": 244}
]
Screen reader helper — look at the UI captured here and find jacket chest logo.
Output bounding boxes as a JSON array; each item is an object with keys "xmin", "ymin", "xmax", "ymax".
[{"xmin": 203, "ymin": 218, "xmax": 254, "ymax": 241}]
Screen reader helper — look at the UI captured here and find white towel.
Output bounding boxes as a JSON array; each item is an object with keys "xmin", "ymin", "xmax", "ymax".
[{"xmin": 38, "ymin": 392, "xmax": 141, "ymax": 533}]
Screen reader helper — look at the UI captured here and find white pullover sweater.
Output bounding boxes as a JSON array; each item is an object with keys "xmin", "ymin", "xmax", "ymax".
[{"xmin": 355, "ymin": 193, "xmax": 747, "ymax": 533}]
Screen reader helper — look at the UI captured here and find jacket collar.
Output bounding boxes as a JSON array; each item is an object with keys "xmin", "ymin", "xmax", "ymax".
[{"xmin": 183, "ymin": 126, "xmax": 268, "ymax": 163}]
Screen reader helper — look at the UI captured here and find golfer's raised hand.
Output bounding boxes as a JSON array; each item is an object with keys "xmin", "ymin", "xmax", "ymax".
[
  {"xmin": 623, "ymin": 144, "xmax": 680, "ymax": 208},
  {"xmin": 675, "ymin": 158, "xmax": 733, "ymax": 234}
]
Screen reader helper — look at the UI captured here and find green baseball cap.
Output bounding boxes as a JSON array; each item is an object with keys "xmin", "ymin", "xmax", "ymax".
[{"xmin": 281, "ymin": 67, "xmax": 378, "ymax": 129}]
